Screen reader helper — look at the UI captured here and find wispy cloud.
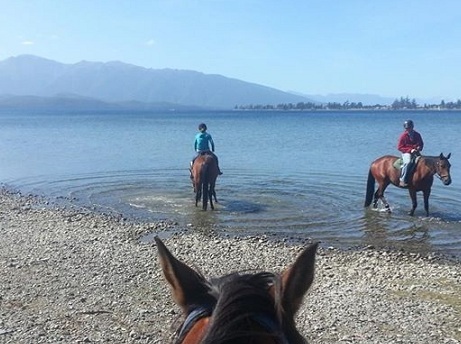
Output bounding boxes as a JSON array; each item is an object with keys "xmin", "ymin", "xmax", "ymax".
[
  {"xmin": 21, "ymin": 40, "xmax": 35, "ymax": 45},
  {"xmin": 145, "ymin": 39, "xmax": 155, "ymax": 46}
]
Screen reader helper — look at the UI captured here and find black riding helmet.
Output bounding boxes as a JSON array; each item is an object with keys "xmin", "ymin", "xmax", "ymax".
[
  {"xmin": 198, "ymin": 123, "xmax": 207, "ymax": 132},
  {"xmin": 403, "ymin": 119, "xmax": 414, "ymax": 129}
]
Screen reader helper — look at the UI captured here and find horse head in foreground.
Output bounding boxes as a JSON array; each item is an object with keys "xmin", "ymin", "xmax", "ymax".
[
  {"xmin": 191, "ymin": 153, "xmax": 219, "ymax": 210},
  {"xmin": 155, "ymin": 236, "xmax": 318, "ymax": 344},
  {"xmin": 365, "ymin": 153, "xmax": 452, "ymax": 216}
]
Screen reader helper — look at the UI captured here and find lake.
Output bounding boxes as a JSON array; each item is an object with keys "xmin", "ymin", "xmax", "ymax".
[{"xmin": 1, "ymin": 109, "xmax": 460, "ymax": 259}]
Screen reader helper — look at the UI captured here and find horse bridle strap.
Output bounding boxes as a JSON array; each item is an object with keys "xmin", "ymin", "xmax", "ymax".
[
  {"xmin": 175, "ymin": 306, "xmax": 211, "ymax": 343},
  {"xmin": 176, "ymin": 308, "xmax": 290, "ymax": 344},
  {"xmin": 434, "ymin": 157, "xmax": 451, "ymax": 178}
]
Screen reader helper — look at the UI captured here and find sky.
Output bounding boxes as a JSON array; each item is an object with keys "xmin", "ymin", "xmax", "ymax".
[{"xmin": 1, "ymin": 0, "xmax": 461, "ymax": 101}]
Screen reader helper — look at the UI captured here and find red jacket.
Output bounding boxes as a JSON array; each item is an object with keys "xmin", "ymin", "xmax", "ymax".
[{"xmin": 397, "ymin": 130, "xmax": 424, "ymax": 154}]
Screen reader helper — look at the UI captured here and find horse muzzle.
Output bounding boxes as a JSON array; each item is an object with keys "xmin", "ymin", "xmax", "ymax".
[{"xmin": 441, "ymin": 176, "xmax": 452, "ymax": 185}]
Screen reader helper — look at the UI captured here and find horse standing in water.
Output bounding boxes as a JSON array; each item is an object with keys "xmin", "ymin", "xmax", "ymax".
[
  {"xmin": 365, "ymin": 153, "xmax": 452, "ymax": 216},
  {"xmin": 191, "ymin": 153, "xmax": 219, "ymax": 210},
  {"xmin": 155, "ymin": 236, "xmax": 318, "ymax": 344}
]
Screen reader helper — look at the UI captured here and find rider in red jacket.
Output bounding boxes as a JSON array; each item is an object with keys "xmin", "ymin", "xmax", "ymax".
[{"xmin": 397, "ymin": 119, "xmax": 424, "ymax": 186}]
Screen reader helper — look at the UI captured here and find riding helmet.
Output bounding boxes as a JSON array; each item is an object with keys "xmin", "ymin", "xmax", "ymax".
[
  {"xmin": 198, "ymin": 123, "xmax": 207, "ymax": 131},
  {"xmin": 403, "ymin": 119, "xmax": 414, "ymax": 129}
]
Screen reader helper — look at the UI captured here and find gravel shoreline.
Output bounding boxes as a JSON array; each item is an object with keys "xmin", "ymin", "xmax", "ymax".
[{"xmin": 1, "ymin": 189, "xmax": 460, "ymax": 343}]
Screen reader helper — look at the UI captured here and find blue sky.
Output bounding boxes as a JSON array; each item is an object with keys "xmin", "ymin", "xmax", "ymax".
[{"xmin": 1, "ymin": 0, "xmax": 461, "ymax": 101}]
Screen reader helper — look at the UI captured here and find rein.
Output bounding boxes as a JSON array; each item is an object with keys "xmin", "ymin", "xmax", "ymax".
[
  {"xmin": 436, "ymin": 173, "xmax": 449, "ymax": 180},
  {"xmin": 175, "ymin": 305, "xmax": 212, "ymax": 344}
]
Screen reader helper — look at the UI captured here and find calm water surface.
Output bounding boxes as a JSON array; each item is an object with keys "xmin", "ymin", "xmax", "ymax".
[{"xmin": 1, "ymin": 110, "xmax": 460, "ymax": 258}]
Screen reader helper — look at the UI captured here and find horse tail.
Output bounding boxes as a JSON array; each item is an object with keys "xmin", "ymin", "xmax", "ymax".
[
  {"xmin": 364, "ymin": 168, "xmax": 375, "ymax": 207},
  {"xmin": 201, "ymin": 162, "xmax": 209, "ymax": 209}
]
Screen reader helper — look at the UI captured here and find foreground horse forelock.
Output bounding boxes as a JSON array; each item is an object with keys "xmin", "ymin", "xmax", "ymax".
[
  {"xmin": 155, "ymin": 236, "xmax": 318, "ymax": 344},
  {"xmin": 365, "ymin": 153, "xmax": 452, "ymax": 216},
  {"xmin": 191, "ymin": 153, "xmax": 219, "ymax": 210}
]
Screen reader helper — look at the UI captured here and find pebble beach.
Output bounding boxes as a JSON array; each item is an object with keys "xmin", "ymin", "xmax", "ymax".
[{"xmin": 0, "ymin": 188, "xmax": 460, "ymax": 343}]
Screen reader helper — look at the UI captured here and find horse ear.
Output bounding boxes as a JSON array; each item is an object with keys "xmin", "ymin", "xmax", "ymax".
[
  {"xmin": 447, "ymin": 153, "xmax": 451, "ymax": 159},
  {"xmin": 155, "ymin": 237, "xmax": 210, "ymax": 313},
  {"xmin": 279, "ymin": 242, "xmax": 318, "ymax": 317}
]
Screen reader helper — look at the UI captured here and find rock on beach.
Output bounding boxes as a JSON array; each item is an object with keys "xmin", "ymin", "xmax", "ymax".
[{"xmin": 0, "ymin": 189, "xmax": 460, "ymax": 343}]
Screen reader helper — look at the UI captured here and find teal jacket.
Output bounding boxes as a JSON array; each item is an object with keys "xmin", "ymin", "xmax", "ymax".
[{"xmin": 194, "ymin": 132, "xmax": 215, "ymax": 152}]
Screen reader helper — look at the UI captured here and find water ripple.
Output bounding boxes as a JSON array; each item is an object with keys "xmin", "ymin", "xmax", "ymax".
[{"xmin": 4, "ymin": 168, "xmax": 461, "ymax": 259}]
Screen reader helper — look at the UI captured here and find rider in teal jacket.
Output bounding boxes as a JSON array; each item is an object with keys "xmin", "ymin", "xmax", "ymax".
[
  {"xmin": 195, "ymin": 130, "xmax": 215, "ymax": 152},
  {"xmin": 191, "ymin": 123, "xmax": 222, "ymax": 175}
]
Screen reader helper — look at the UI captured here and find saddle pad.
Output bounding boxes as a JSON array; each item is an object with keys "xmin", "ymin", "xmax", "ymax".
[
  {"xmin": 393, "ymin": 158, "xmax": 403, "ymax": 169},
  {"xmin": 393, "ymin": 156, "xmax": 421, "ymax": 170}
]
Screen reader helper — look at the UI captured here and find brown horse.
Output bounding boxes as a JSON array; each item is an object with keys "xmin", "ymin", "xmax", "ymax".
[
  {"xmin": 365, "ymin": 153, "xmax": 452, "ymax": 216},
  {"xmin": 155, "ymin": 236, "xmax": 318, "ymax": 344},
  {"xmin": 191, "ymin": 153, "xmax": 219, "ymax": 210}
]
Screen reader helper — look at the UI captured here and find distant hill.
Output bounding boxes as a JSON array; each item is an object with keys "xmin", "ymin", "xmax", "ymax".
[
  {"xmin": 0, "ymin": 94, "xmax": 204, "ymax": 112},
  {"xmin": 295, "ymin": 92, "xmax": 452, "ymax": 107},
  {"xmin": 0, "ymin": 55, "xmax": 315, "ymax": 109},
  {"xmin": 304, "ymin": 93, "xmax": 396, "ymax": 106}
]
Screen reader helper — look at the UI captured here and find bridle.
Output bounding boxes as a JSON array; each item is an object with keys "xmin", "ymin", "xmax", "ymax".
[
  {"xmin": 434, "ymin": 158, "xmax": 450, "ymax": 182},
  {"xmin": 174, "ymin": 305, "xmax": 212, "ymax": 344},
  {"xmin": 175, "ymin": 305, "xmax": 290, "ymax": 344}
]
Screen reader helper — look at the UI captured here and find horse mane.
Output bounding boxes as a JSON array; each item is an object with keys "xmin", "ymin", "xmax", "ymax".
[
  {"xmin": 421, "ymin": 155, "xmax": 443, "ymax": 171},
  {"xmin": 194, "ymin": 271, "xmax": 305, "ymax": 344}
]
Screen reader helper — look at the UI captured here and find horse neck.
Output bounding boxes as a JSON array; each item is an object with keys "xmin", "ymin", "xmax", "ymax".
[{"xmin": 421, "ymin": 156, "xmax": 438, "ymax": 176}]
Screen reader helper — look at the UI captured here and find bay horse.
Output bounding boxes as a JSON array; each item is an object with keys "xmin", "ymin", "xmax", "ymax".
[
  {"xmin": 191, "ymin": 153, "xmax": 219, "ymax": 211},
  {"xmin": 365, "ymin": 153, "xmax": 452, "ymax": 216},
  {"xmin": 155, "ymin": 236, "xmax": 318, "ymax": 344}
]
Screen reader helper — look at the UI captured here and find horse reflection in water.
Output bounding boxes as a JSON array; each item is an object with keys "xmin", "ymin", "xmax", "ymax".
[
  {"xmin": 365, "ymin": 153, "xmax": 452, "ymax": 216},
  {"xmin": 155, "ymin": 236, "xmax": 318, "ymax": 344}
]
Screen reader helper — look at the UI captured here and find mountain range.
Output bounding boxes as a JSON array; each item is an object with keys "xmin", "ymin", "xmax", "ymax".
[
  {"xmin": 0, "ymin": 55, "xmax": 320, "ymax": 110},
  {"xmin": 0, "ymin": 55, "xmax": 425, "ymax": 110}
]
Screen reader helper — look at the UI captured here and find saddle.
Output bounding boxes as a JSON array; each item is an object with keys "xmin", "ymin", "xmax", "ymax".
[{"xmin": 198, "ymin": 151, "xmax": 212, "ymax": 156}]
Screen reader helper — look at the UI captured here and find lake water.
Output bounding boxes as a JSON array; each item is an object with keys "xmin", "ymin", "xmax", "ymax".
[{"xmin": 1, "ymin": 109, "xmax": 460, "ymax": 259}]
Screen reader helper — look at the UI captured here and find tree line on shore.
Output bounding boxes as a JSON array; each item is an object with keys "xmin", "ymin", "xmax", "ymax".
[{"xmin": 235, "ymin": 96, "xmax": 461, "ymax": 111}]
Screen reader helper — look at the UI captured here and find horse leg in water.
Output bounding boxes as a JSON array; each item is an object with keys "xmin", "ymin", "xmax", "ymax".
[
  {"xmin": 195, "ymin": 187, "xmax": 202, "ymax": 207},
  {"xmin": 373, "ymin": 180, "xmax": 392, "ymax": 213},
  {"xmin": 207, "ymin": 184, "xmax": 215, "ymax": 210},
  {"xmin": 422, "ymin": 188, "xmax": 431, "ymax": 217},
  {"xmin": 210, "ymin": 182, "xmax": 218, "ymax": 203},
  {"xmin": 409, "ymin": 187, "xmax": 430, "ymax": 217},
  {"xmin": 205, "ymin": 181, "xmax": 214, "ymax": 211},
  {"xmin": 408, "ymin": 188, "xmax": 418, "ymax": 216}
]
